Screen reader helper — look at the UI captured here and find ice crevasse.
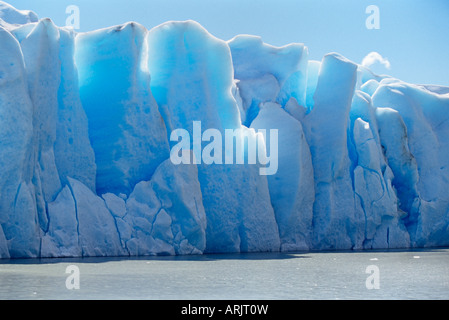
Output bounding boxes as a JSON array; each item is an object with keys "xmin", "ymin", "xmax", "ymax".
[{"xmin": 0, "ymin": 1, "xmax": 448, "ymax": 258}]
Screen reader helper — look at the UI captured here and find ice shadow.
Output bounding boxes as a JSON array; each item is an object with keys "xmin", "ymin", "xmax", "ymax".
[
  {"xmin": 0, "ymin": 250, "xmax": 311, "ymax": 265},
  {"xmin": 1, "ymin": 246, "xmax": 447, "ymax": 265}
]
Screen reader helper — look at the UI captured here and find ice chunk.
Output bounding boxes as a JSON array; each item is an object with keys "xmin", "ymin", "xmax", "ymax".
[
  {"xmin": 119, "ymin": 159, "xmax": 207, "ymax": 255},
  {"xmin": 75, "ymin": 22, "xmax": 170, "ymax": 195},
  {"xmin": 251, "ymin": 102, "xmax": 314, "ymax": 251},
  {"xmin": 55, "ymin": 28, "xmax": 96, "ymax": 191},
  {"xmin": 41, "ymin": 185, "xmax": 81, "ymax": 257},
  {"xmin": 234, "ymin": 73, "xmax": 280, "ymax": 126},
  {"xmin": 148, "ymin": 20, "xmax": 241, "ymax": 131},
  {"xmin": 373, "ymin": 82, "xmax": 449, "ymax": 247},
  {"xmin": 37, "ymin": 181, "xmax": 129, "ymax": 259},
  {"xmin": 102, "ymin": 193, "xmax": 127, "ymax": 218},
  {"xmin": 303, "ymin": 53, "xmax": 359, "ymax": 249},
  {"xmin": 2, "ymin": 182, "xmax": 40, "ymax": 258},
  {"xmin": 371, "ymin": 216, "xmax": 411, "ymax": 249},
  {"xmin": 147, "ymin": 21, "xmax": 280, "ymax": 253},
  {"xmin": 306, "ymin": 53, "xmax": 358, "ymax": 182},
  {"xmin": 122, "ymin": 179, "xmax": 162, "ymax": 255},
  {"xmin": 349, "ymin": 90, "xmax": 387, "ymax": 175},
  {"xmin": 352, "ymin": 117, "xmax": 408, "ymax": 248},
  {"xmin": 12, "ymin": 19, "xmax": 63, "ymax": 233},
  {"xmin": 0, "ymin": 18, "xmax": 98, "ymax": 254},
  {"xmin": 149, "ymin": 160, "xmax": 207, "ymax": 255},
  {"xmin": 375, "ymin": 107, "xmax": 419, "ymax": 214},
  {"xmin": 0, "ymin": 27, "xmax": 33, "ymax": 225},
  {"xmin": 228, "ymin": 35, "xmax": 308, "ymax": 125},
  {"xmin": 67, "ymin": 177, "xmax": 125, "ymax": 257}
]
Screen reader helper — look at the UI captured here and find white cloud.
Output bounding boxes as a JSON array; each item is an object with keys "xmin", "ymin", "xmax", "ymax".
[{"xmin": 361, "ymin": 52, "xmax": 391, "ymax": 70}]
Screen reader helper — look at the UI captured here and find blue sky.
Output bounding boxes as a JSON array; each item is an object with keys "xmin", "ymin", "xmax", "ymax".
[{"xmin": 10, "ymin": 0, "xmax": 449, "ymax": 86}]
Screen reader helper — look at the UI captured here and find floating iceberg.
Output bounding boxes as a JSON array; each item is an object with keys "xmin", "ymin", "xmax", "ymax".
[{"xmin": 0, "ymin": 1, "xmax": 448, "ymax": 258}]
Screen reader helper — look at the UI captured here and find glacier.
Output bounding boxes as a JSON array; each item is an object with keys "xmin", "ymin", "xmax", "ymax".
[{"xmin": 0, "ymin": 1, "xmax": 448, "ymax": 258}]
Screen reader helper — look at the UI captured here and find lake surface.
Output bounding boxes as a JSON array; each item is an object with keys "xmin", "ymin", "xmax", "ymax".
[{"xmin": 0, "ymin": 248, "xmax": 448, "ymax": 300}]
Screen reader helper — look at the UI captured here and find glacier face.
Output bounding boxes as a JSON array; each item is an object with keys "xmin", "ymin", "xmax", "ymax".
[{"xmin": 0, "ymin": 2, "xmax": 448, "ymax": 258}]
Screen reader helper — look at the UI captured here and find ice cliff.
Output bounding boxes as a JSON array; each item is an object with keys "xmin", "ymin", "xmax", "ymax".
[{"xmin": 0, "ymin": 2, "xmax": 448, "ymax": 258}]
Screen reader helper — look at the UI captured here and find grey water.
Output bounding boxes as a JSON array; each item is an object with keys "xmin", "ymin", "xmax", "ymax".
[{"xmin": 0, "ymin": 248, "xmax": 448, "ymax": 300}]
